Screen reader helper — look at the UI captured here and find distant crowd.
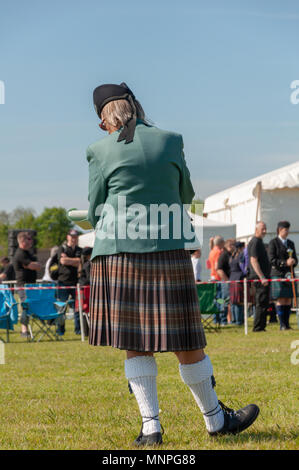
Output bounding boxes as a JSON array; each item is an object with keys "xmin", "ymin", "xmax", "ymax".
[
  {"xmin": 1, "ymin": 219, "xmax": 297, "ymax": 337},
  {"xmin": 190, "ymin": 220, "xmax": 298, "ymax": 332},
  {"xmin": 0, "ymin": 229, "xmax": 91, "ymax": 338}
]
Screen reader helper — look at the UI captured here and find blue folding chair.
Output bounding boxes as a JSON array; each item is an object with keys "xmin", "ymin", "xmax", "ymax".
[
  {"xmin": 0, "ymin": 284, "xmax": 19, "ymax": 342},
  {"xmin": 23, "ymin": 283, "xmax": 70, "ymax": 342}
]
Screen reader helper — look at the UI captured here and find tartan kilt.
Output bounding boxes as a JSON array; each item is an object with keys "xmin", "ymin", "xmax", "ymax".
[
  {"xmin": 270, "ymin": 277, "xmax": 297, "ymax": 300},
  {"xmin": 230, "ymin": 280, "xmax": 255, "ymax": 304},
  {"xmin": 229, "ymin": 281, "xmax": 244, "ymax": 304},
  {"xmin": 89, "ymin": 249, "xmax": 207, "ymax": 352}
]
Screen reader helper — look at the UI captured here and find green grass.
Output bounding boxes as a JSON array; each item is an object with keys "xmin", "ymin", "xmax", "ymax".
[{"xmin": 0, "ymin": 317, "xmax": 298, "ymax": 450}]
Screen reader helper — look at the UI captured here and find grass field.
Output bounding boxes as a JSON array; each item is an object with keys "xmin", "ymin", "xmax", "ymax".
[{"xmin": 0, "ymin": 316, "xmax": 298, "ymax": 450}]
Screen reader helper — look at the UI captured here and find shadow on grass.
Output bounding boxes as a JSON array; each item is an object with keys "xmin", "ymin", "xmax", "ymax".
[
  {"xmin": 120, "ymin": 428, "xmax": 299, "ymax": 450},
  {"xmin": 3, "ymin": 336, "xmax": 83, "ymax": 344}
]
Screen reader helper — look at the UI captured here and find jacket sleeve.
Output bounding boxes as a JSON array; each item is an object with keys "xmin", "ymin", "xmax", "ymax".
[
  {"xmin": 179, "ymin": 136, "xmax": 195, "ymax": 205},
  {"xmin": 291, "ymin": 241, "xmax": 298, "ymax": 268},
  {"xmin": 86, "ymin": 146, "xmax": 107, "ymax": 229}
]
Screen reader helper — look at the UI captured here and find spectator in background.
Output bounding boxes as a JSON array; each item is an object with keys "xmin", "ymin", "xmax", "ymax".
[
  {"xmin": 216, "ymin": 239, "xmax": 235, "ymax": 325},
  {"xmin": 208, "ymin": 236, "xmax": 224, "ymax": 281},
  {"xmin": 268, "ymin": 221, "xmax": 298, "ymax": 330},
  {"xmin": 0, "ymin": 256, "xmax": 15, "ymax": 282},
  {"xmin": 229, "ymin": 242, "xmax": 245, "ymax": 326},
  {"xmin": 191, "ymin": 248, "xmax": 202, "ymax": 283},
  {"xmin": 79, "ymin": 247, "xmax": 92, "ymax": 287},
  {"xmin": 207, "ymin": 236, "xmax": 224, "ymax": 324},
  {"xmin": 13, "ymin": 232, "xmax": 41, "ymax": 337},
  {"xmin": 206, "ymin": 238, "xmax": 214, "ymax": 271},
  {"xmin": 247, "ymin": 221, "xmax": 271, "ymax": 332},
  {"xmin": 56, "ymin": 229, "xmax": 82, "ymax": 336},
  {"xmin": 77, "ymin": 247, "xmax": 92, "ymax": 337}
]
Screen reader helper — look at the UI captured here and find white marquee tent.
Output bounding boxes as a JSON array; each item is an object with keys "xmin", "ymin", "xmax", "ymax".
[
  {"xmin": 188, "ymin": 212, "xmax": 236, "ymax": 280},
  {"xmin": 204, "ymin": 161, "xmax": 299, "ymax": 252},
  {"xmin": 78, "ymin": 211, "xmax": 236, "ymax": 281}
]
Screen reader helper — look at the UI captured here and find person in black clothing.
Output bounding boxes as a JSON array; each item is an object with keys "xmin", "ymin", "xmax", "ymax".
[
  {"xmin": 77, "ymin": 247, "xmax": 92, "ymax": 337},
  {"xmin": 229, "ymin": 242, "xmax": 246, "ymax": 325},
  {"xmin": 13, "ymin": 232, "xmax": 41, "ymax": 337},
  {"xmin": 268, "ymin": 221, "xmax": 298, "ymax": 330},
  {"xmin": 216, "ymin": 238, "xmax": 235, "ymax": 325},
  {"xmin": 79, "ymin": 247, "xmax": 92, "ymax": 287},
  {"xmin": 0, "ymin": 257, "xmax": 15, "ymax": 282},
  {"xmin": 56, "ymin": 229, "xmax": 82, "ymax": 335},
  {"xmin": 247, "ymin": 221, "xmax": 271, "ymax": 332}
]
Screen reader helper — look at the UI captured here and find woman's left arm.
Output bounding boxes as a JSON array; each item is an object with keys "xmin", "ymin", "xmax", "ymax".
[
  {"xmin": 179, "ymin": 136, "xmax": 195, "ymax": 205},
  {"xmin": 86, "ymin": 146, "xmax": 107, "ymax": 229}
]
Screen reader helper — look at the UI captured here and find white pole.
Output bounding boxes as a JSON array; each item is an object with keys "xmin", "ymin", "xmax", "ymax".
[
  {"xmin": 77, "ymin": 284, "xmax": 85, "ymax": 342},
  {"xmin": 244, "ymin": 278, "xmax": 248, "ymax": 335}
]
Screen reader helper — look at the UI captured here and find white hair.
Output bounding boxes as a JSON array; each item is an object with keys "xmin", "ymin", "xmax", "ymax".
[
  {"xmin": 214, "ymin": 236, "xmax": 224, "ymax": 247},
  {"xmin": 101, "ymin": 98, "xmax": 150, "ymax": 128}
]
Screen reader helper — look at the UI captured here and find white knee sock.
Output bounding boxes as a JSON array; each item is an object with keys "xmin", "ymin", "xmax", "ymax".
[
  {"xmin": 179, "ymin": 355, "xmax": 224, "ymax": 433},
  {"xmin": 125, "ymin": 356, "xmax": 161, "ymax": 435}
]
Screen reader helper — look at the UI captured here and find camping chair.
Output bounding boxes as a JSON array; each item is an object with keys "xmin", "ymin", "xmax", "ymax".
[
  {"xmin": 0, "ymin": 284, "xmax": 19, "ymax": 342},
  {"xmin": 22, "ymin": 283, "xmax": 70, "ymax": 342},
  {"xmin": 197, "ymin": 283, "xmax": 220, "ymax": 332}
]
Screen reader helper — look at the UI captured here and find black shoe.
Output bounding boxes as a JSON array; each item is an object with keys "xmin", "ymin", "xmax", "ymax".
[
  {"xmin": 209, "ymin": 401, "xmax": 260, "ymax": 436},
  {"xmin": 133, "ymin": 417, "xmax": 164, "ymax": 447},
  {"xmin": 134, "ymin": 431, "xmax": 163, "ymax": 447}
]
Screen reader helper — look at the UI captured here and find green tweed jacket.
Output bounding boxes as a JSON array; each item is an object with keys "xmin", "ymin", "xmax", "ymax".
[{"xmin": 87, "ymin": 120, "xmax": 197, "ymax": 259}]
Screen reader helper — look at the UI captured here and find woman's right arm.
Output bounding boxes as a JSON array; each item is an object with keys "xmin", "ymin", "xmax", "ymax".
[{"xmin": 86, "ymin": 146, "xmax": 107, "ymax": 229}]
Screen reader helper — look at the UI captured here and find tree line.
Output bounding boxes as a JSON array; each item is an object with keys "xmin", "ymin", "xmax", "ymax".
[
  {"xmin": 0, "ymin": 200, "xmax": 203, "ymax": 257},
  {"xmin": 0, "ymin": 207, "xmax": 74, "ymax": 256}
]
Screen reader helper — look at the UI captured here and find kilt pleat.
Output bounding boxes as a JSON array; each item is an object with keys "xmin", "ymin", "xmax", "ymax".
[
  {"xmin": 89, "ymin": 249, "xmax": 207, "ymax": 352},
  {"xmin": 270, "ymin": 276, "xmax": 297, "ymax": 300}
]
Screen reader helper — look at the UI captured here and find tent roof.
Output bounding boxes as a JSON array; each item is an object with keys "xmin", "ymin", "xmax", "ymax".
[
  {"xmin": 187, "ymin": 211, "xmax": 235, "ymax": 227},
  {"xmin": 204, "ymin": 160, "xmax": 299, "ymax": 212}
]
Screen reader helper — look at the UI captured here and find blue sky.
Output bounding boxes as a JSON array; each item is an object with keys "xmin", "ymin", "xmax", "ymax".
[{"xmin": 0, "ymin": 0, "xmax": 299, "ymax": 214}]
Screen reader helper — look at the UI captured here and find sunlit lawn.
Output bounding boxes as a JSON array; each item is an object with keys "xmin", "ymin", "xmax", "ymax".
[{"xmin": 0, "ymin": 316, "xmax": 298, "ymax": 450}]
